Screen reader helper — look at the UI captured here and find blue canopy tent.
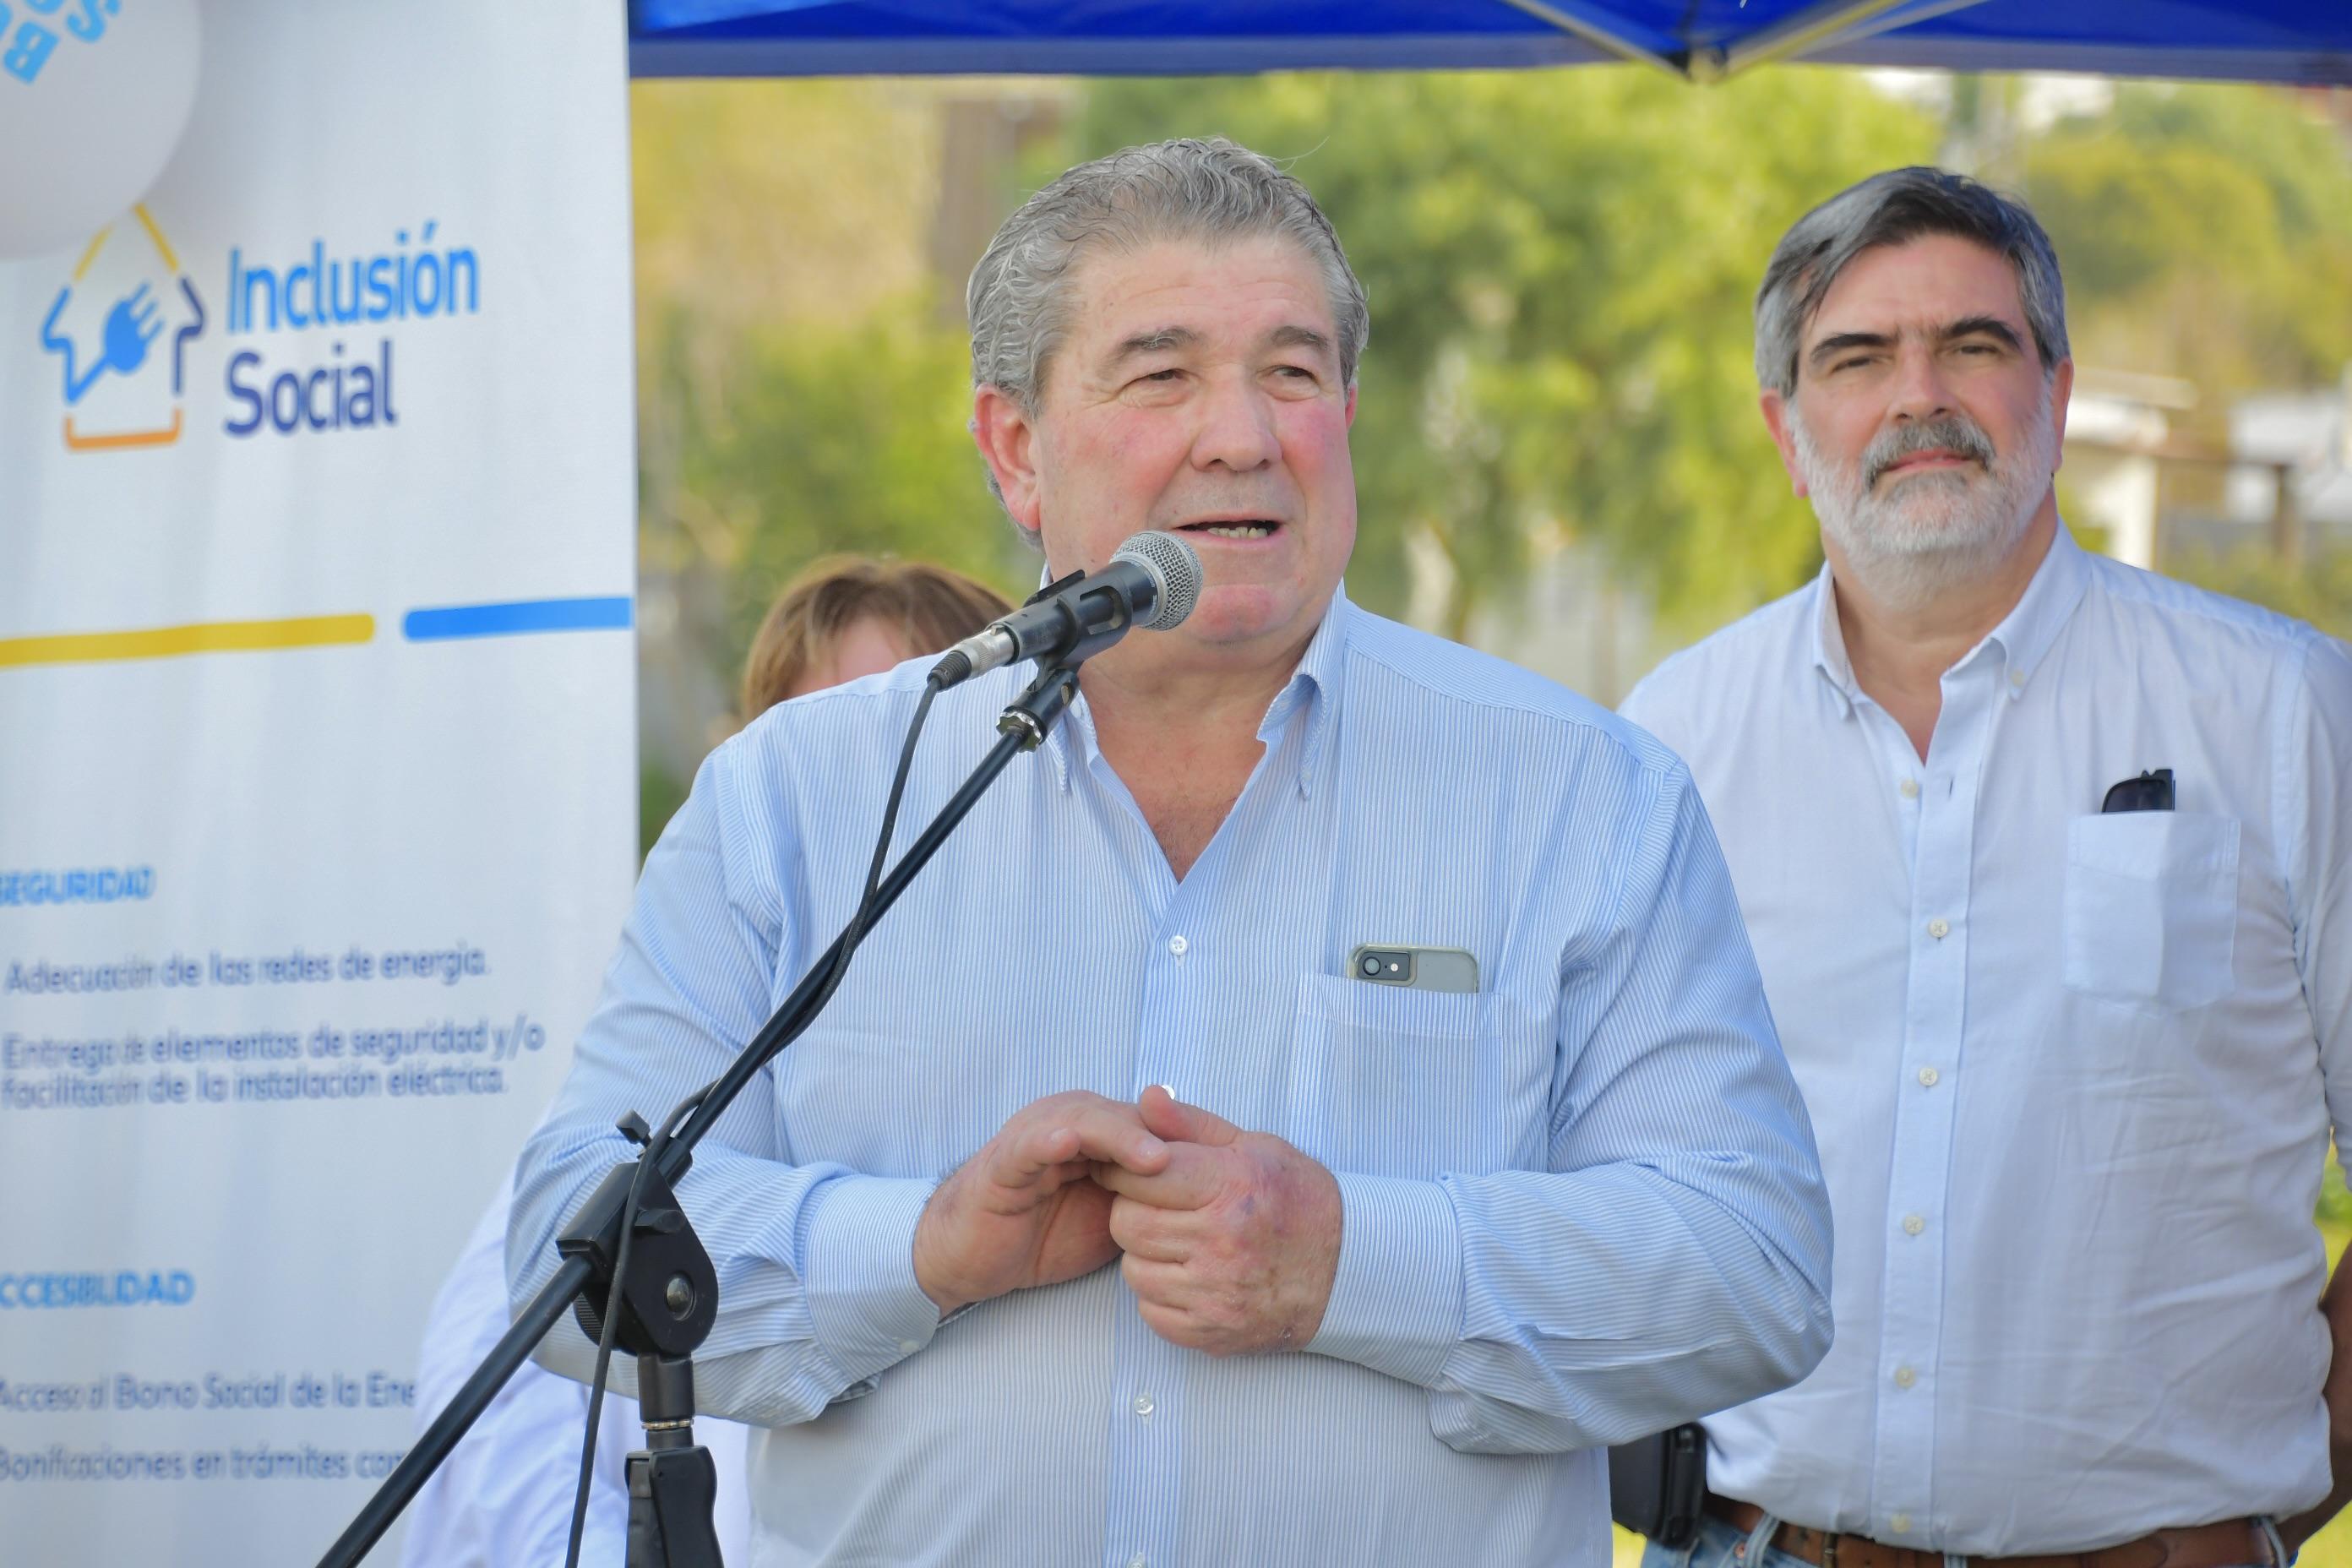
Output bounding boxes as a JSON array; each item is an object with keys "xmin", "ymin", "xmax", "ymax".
[{"xmin": 628, "ymin": 1, "xmax": 2352, "ymax": 84}]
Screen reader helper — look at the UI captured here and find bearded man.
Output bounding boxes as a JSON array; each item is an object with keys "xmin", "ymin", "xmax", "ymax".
[{"xmin": 1623, "ymin": 166, "xmax": 2352, "ymax": 1568}]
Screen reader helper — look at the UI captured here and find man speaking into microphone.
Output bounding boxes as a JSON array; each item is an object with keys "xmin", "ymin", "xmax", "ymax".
[{"xmin": 510, "ymin": 138, "xmax": 1832, "ymax": 1566}]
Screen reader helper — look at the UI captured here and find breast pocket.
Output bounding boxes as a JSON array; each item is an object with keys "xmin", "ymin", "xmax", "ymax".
[
  {"xmin": 1282, "ymin": 972, "xmax": 1543, "ymax": 1178},
  {"xmin": 2062, "ymin": 811, "xmax": 2240, "ymax": 1011}
]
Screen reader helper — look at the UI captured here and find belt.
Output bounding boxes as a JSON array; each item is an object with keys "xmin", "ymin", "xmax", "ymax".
[{"xmin": 1704, "ymin": 1497, "xmax": 2274, "ymax": 1568}]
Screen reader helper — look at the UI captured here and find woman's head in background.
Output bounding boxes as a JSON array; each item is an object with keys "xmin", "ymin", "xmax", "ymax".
[{"xmin": 740, "ymin": 556, "xmax": 1013, "ymax": 717}]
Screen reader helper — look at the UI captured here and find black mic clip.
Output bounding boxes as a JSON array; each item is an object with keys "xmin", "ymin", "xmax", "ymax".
[{"xmin": 1023, "ymin": 568, "xmax": 1086, "ymax": 608}]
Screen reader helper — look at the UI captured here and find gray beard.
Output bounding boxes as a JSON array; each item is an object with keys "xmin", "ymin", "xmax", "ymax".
[{"xmin": 1793, "ymin": 394, "xmax": 2056, "ymax": 614}]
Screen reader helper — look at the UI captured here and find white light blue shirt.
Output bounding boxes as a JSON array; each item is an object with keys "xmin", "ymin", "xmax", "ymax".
[
  {"xmin": 513, "ymin": 589, "xmax": 1832, "ymax": 1568},
  {"xmin": 1623, "ymin": 526, "xmax": 2352, "ymax": 1554}
]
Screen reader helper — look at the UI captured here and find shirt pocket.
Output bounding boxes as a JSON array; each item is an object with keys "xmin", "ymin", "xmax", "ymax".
[
  {"xmin": 2061, "ymin": 810, "xmax": 2240, "ymax": 1011},
  {"xmin": 1283, "ymin": 971, "xmax": 1534, "ymax": 1178}
]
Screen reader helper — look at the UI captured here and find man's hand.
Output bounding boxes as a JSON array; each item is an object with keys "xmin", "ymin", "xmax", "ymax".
[
  {"xmin": 1092, "ymin": 1086, "xmax": 1343, "ymax": 1357},
  {"xmin": 912, "ymin": 1090, "xmax": 1171, "ymax": 1317}
]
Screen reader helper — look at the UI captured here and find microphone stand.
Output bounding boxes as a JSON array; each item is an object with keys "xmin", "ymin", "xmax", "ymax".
[{"xmin": 317, "ymin": 659, "xmax": 1083, "ymax": 1568}]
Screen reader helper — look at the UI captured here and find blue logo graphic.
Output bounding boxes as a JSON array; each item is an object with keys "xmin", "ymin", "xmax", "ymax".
[
  {"xmin": 50, "ymin": 279, "xmax": 162, "ymax": 402},
  {"xmin": 32, "ymin": 211, "xmax": 485, "ymax": 449},
  {"xmin": 36, "ymin": 204, "xmax": 206, "ymax": 450}
]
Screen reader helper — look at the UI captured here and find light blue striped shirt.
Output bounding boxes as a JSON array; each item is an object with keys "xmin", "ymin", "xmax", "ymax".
[{"xmin": 511, "ymin": 590, "xmax": 1832, "ymax": 1568}]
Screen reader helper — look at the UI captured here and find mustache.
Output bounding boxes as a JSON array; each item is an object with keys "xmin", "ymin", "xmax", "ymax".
[{"xmin": 1864, "ymin": 416, "xmax": 1996, "ymax": 488}]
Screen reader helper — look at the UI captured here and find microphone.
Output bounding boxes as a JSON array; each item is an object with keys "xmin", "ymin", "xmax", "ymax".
[{"xmin": 929, "ymin": 530, "xmax": 1201, "ymax": 689}]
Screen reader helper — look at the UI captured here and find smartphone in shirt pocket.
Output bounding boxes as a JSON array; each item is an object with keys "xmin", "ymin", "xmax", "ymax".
[
  {"xmin": 1287, "ymin": 947, "xmax": 1542, "ymax": 1176},
  {"xmin": 1346, "ymin": 944, "xmax": 1479, "ymax": 994}
]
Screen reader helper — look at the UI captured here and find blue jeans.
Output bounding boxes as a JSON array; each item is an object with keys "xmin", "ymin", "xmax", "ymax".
[
  {"xmin": 1636, "ymin": 1510, "xmax": 2289, "ymax": 1568},
  {"xmin": 1639, "ymin": 1511, "xmax": 1811, "ymax": 1568}
]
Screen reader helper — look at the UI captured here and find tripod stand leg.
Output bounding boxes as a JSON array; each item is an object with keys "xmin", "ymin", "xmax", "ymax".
[{"xmin": 626, "ymin": 1440, "xmax": 724, "ymax": 1568}]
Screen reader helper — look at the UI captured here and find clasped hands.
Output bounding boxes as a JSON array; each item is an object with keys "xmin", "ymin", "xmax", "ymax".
[{"xmin": 911, "ymin": 1086, "xmax": 1342, "ymax": 1357}]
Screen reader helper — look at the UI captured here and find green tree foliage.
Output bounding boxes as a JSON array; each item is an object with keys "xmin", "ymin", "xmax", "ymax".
[
  {"xmin": 632, "ymin": 81, "xmax": 1033, "ymax": 691},
  {"xmin": 2026, "ymin": 84, "xmax": 2352, "ymax": 399},
  {"xmin": 2025, "ymin": 85, "xmax": 2352, "ymax": 638},
  {"xmin": 2174, "ymin": 541, "xmax": 2352, "ymax": 643},
  {"xmin": 643, "ymin": 300, "xmax": 1028, "ymax": 662},
  {"xmin": 1064, "ymin": 70, "xmax": 1936, "ymax": 637},
  {"xmin": 632, "ymin": 80, "xmax": 943, "ymax": 355},
  {"xmin": 630, "ymin": 81, "xmax": 1038, "ymax": 850}
]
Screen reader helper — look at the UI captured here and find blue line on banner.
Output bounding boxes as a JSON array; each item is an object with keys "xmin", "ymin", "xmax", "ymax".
[{"xmin": 402, "ymin": 596, "xmax": 634, "ymax": 642}]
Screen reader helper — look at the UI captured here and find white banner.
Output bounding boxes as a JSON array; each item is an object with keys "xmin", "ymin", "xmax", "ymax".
[{"xmin": 0, "ymin": 3, "xmax": 636, "ymax": 1560}]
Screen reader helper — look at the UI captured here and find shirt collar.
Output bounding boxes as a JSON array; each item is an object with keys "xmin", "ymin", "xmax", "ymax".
[
  {"xmin": 1810, "ymin": 517, "xmax": 2093, "ymax": 714},
  {"xmin": 1809, "ymin": 559, "xmax": 1858, "ymax": 716},
  {"xmin": 1040, "ymin": 583, "xmax": 1353, "ymax": 798},
  {"xmin": 1260, "ymin": 583, "xmax": 1350, "ymax": 799},
  {"xmin": 1984, "ymin": 519, "xmax": 2090, "ymax": 693}
]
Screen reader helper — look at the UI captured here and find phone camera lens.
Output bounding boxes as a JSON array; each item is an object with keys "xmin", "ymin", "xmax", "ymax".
[{"xmin": 1359, "ymin": 955, "xmax": 1384, "ymax": 977}]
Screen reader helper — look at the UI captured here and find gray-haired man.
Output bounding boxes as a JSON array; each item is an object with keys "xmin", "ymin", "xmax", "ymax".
[
  {"xmin": 513, "ymin": 139, "xmax": 1832, "ymax": 1565},
  {"xmin": 1625, "ymin": 166, "xmax": 2352, "ymax": 1568}
]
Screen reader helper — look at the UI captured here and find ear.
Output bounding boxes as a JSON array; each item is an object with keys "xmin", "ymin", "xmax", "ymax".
[
  {"xmin": 972, "ymin": 385, "xmax": 1044, "ymax": 536},
  {"xmin": 1342, "ymin": 381, "xmax": 1358, "ymax": 429},
  {"xmin": 1759, "ymin": 389, "xmax": 1809, "ymax": 498},
  {"xmin": 2046, "ymin": 357, "xmax": 2074, "ymax": 474}
]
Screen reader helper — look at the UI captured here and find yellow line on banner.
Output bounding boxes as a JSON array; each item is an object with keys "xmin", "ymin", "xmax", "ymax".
[{"xmin": 0, "ymin": 614, "xmax": 376, "ymax": 670}]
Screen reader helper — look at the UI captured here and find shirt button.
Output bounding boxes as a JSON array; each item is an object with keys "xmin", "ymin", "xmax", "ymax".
[
  {"xmin": 1926, "ymin": 917, "xmax": 1950, "ymax": 940},
  {"xmin": 1167, "ymin": 935, "xmax": 1188, "ymax": 958},
  {"xmin": 1129, "ymin": 1556, "xmax": 1148, "ymax": 1568},
  {"xmin": 1893, "ymin": 1365, "xmax": 1917, "ymax": 1390},
  {"xmin": 1898, "ymin": 778, "xmax": 1919, "ymax": 799},
  {"xmin": 2010, "ymin": 668, "xmax": 2026, "ymax": 687},
  {"xmin": 898, "ymin": 1339, "xmax": 921, "ymax": 1355},
  {"xmin": 1892, "ymin": 1514, "xmax": 1913, "ymax": 1535},
  {"xmin": 1918, "ymin": 1066, "xmax": 1940, "ymax": 1087},
  {"xmin": 1131, "ymin": 1392, "xmax": 1154, "ymax": 1417},
  {"xmin": 1903, "ymin": 1214, "xmax": 1925, "ymax": 1237}
]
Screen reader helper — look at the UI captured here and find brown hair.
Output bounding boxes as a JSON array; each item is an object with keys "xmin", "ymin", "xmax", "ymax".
[{"xmin": 739, "ymin": 556, "xmax": 1013, "ymax": 720}]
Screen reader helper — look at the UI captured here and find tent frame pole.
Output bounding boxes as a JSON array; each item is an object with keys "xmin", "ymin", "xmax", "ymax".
[
  {"xmin": 1696, "ymin": 0, "xmax": 1981, "ymax": 80},
  {"xmin": 1494, "ymin": 0, "xmax": 1688, "ymax": 78}
]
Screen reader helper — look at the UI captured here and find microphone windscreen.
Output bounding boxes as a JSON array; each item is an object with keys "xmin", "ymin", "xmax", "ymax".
[{"xmin": 1113, "ymin": 531, "xmax": 1203, "ymax": 631}]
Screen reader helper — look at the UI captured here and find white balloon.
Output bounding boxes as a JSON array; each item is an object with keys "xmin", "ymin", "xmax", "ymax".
[{"xmin": 0, "ymin": 0, "xmax": 204, "ymax": 262}]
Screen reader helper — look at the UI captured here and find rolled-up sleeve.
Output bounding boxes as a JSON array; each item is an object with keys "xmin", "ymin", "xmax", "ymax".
[
  {"xmin": 506, "ymin": 740, "xmax": 943, "ymax": 1427},
  {"xmin": 1309, "ymin": 758, "xmax": 1833, "ymax": 1453},
  {"xmin": 2292, "ymin": 635, "xmax": 2352, "ymax": 1166}
]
